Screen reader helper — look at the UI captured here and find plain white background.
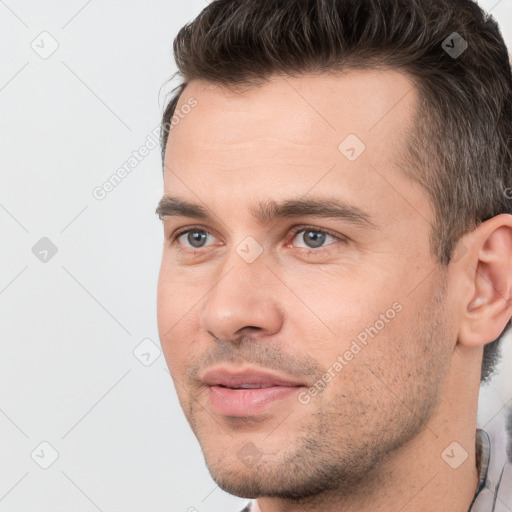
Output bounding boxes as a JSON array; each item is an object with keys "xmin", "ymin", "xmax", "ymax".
[{"xmin": 1, "ymin": 1, "xmax": 512, "ymax": 511}]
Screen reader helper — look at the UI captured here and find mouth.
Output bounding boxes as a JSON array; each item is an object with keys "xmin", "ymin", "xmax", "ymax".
[
  {"xmin": 217, "ymin": 383, "xmax": 278, "ymax": 389},
  {"xmin": 201, "ymin": 366, "xmax": 306, "ymax": 417},
  {"xmin": 208, "ymin": 385, "xmax": 304, "ymax": 417}
]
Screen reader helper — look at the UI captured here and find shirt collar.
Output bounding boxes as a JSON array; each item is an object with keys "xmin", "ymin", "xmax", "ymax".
[{"xmin": 471, "ymin": 428, "xmax": 491, "ymax": 508}]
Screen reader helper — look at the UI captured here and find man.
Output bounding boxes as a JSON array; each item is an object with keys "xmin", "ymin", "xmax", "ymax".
[{"xmin": 155, "ymin": 0, "xmax": 512, "ymax": 510}]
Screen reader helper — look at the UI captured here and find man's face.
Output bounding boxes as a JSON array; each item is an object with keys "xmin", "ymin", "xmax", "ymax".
[{"xmin": 157, "ymin": 70, "xmax": 456, "ymax": 499}]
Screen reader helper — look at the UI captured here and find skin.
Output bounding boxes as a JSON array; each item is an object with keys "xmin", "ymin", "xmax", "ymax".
[{"xmin": 156, "ymin": 69, "xmax": 512, "ymax": 512}]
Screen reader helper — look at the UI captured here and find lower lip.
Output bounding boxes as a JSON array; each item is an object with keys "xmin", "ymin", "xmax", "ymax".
[{"xmin": 208, "ymin": 385, "xmax": 302, "ymax": 416}]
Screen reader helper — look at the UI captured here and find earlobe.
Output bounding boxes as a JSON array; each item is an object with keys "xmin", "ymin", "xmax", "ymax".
[{"xmin": 458, "ymin": 214, "xmax": 512, "ymax": 347}]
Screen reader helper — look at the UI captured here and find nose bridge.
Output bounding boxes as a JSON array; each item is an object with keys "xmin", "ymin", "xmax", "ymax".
[{"xmin": 199, "ymin": 241, "xmax": 283, "ymax": 340}]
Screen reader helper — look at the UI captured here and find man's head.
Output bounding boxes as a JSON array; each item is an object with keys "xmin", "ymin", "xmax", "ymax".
[
  {"xmin": 156, "ymin": 0, "xmax": 512, "ymax": 505},
  {"xmin": 160, "ymin": 0, "xmax": 512, "ymax": 384}
]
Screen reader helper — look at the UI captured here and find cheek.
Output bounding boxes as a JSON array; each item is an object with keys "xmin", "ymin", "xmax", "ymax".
[
  {"xmin": 159, "ymin": 323, "xmax": 196, "ymax": 381},
  {"xmin": 288, "ymin": 270, "xmax": 392, "ymax": 342},
  {"xmin": 157, "ymin": 263, "xmax": 202, "ymax": 330},
  {"xmin": 288, "ymin": 273, "xmax": 412, "ymax": 384},
  {"xmin": 157, "ymin": 274, "xmax": 196, "ymax": 375}
]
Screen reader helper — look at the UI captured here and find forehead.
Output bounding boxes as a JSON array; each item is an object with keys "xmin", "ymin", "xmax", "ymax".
[
  {"xmin": 163, "ymin": 69, "xmax": 430, "ymax": 231},
  {"xmin": 168, "ymin": 68, "xmax": 417, "ymax": 151}
]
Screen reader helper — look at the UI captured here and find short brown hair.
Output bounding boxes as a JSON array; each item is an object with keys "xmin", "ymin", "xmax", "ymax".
[{"xmin": 160, "ymin": 0, "xmax": 512, "ymax": 383}]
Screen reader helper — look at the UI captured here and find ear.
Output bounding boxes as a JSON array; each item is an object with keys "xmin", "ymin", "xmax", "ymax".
[{"xmin": 457, "ymin": 214, "xmax": 512, "ymax": 347}]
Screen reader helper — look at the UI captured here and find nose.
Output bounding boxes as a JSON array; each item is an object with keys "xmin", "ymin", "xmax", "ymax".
[{"xmin": 199, "ymin": 252, "xmax": 284, "ymax": 343}]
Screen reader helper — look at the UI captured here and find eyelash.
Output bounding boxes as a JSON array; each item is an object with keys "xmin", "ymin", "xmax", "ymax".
[{"xmin": 168, "ymin": 225, "xmax": 347, "ymax": 256}]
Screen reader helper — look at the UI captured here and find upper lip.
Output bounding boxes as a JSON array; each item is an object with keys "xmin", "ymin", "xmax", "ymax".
[{"xmin": 201, "ymin": 366, "xmax": 305, "ymax": 388}]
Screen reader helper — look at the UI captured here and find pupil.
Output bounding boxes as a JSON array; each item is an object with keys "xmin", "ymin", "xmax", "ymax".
[
  {"xmin": 188, "ymin": 231, "xmax": 206, "ymax": 247},
  {"xmin": 304, "ymin": 230, "xmax": 325, "ymax": 248}
]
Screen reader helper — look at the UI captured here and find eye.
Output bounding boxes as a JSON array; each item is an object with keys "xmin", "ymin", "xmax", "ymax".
[
  {"xmin": 289, "ymin": 227, "xmax": 341, "ymax": 250},
  {"xmin": 173, "ymin": 228, "xmax": 215, "ymax": 249},
  {"xmin": 169, "ymin": 226, "xmax": 345, "ymax": 253}
]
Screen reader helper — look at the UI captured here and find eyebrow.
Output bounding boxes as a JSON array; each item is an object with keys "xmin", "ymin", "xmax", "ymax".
[{"xmin": 155, "ymin": 195, "xmax": 376, "ymax": 228}]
